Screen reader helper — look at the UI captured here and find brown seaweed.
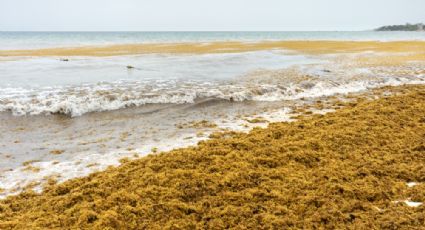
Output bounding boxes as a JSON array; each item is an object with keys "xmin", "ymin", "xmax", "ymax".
[{"xmin": 0, "ymin": 85, "xmax": 424, "ymax": 229}]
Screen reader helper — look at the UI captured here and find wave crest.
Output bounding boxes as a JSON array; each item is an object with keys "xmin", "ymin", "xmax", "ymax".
[{"xmin": 1, "ymin": 74, "xmax": 424, "ymax": 117}]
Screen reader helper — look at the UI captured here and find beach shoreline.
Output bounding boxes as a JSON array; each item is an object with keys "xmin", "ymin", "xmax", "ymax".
[
  {"xmin": 1, "ymin": 38, "xmax": 425, "ymax": 200},
  {"xmin": 0, "ymin": 35, "xmax": 425, "ymax": 228},
  {"xmin": 0, "ymin": 84, "xmax": 424, "ymax": 228},
  {"xmin": 1, "ymin": 0, "xmax": 424, "ymax": 227}
]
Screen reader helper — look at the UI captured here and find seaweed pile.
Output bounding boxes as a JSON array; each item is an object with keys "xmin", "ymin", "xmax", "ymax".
[{"xmin": 1, "ymin": 85, "xmax": 425, "ymax": 229}]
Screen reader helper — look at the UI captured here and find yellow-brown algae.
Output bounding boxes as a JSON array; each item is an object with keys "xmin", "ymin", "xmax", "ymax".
[
  {"xmin": 0, "ymin": 85, "xmax": 425, "ymax": 229},
  {"xmin": 22, "ymin": 160, "xmax": 40, "ymax": 167},
  {"xmin": 49, "ymin": 150, "xmax": 65, "ymax": 155},
  {"xmin": 1, "ymin": 41, "xmax": 425, "ymax": 57},
  {"xmin": 245, "ymin": 117, "xmax": 269, "ymax": 123},
  {"xmin": 21, "ymin": 165, "xmax": 41, "ymax": 173},
  {"xmin": 177, "ymin": 120, "xmax": 218, "ymax": 129}
]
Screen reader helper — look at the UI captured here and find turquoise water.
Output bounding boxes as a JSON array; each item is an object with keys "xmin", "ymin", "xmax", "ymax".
[{"xmin": 1, "ymin": 31, "xmax": 425, "ymax": 50}]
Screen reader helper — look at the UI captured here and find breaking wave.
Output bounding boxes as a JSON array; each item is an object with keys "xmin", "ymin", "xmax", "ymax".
[{"xmin": 1, "ymin": 74, "xmax": 424, "ymax": 117}]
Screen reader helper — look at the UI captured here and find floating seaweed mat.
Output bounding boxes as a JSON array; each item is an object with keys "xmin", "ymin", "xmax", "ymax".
[
  {"xmin": 1, "ymin": 85, "xmax": 425, "ymax": 229},
  {"xmin": 2, "ymin": 40, "xmax": 425, "ymax": 56}
]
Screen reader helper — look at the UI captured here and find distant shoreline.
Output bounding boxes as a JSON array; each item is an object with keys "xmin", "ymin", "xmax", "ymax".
[{"xmin": 375, "ymin": 23, "xmax": 424, "ymax": 31}]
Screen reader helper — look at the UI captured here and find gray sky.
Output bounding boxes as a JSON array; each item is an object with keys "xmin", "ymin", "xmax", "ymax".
[{"xmin": 1, "ymin": 0, "xmax": 424, "ymax": 31}]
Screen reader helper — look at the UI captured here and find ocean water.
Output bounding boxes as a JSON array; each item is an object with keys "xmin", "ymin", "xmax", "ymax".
[
  {"xmin": 1, "ymin": 31, "xmax": 425, "ymax": 50},
  {"xmin": 1, "ymin": 31, "xmax": 425, "ymax": 116},
  {"xmin": 0, "ymin": 51, "xmax": 323, "ymax": 116}
]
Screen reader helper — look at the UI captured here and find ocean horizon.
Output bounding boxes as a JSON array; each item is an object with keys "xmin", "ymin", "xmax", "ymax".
[{"xmin": 1, "ymin": 31, "xmax": 425, "ymax": 50}]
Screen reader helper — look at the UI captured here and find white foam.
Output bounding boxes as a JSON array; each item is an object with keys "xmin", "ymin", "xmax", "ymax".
[
  {"xmin": 1, "ymin": 74, "xmax": 423, "ymax": 117},
  {"xmin": 1, "ymin": 50, "xmax": 424, "ymax": 117},
  {"xmin": 393, "ymin": 200, "xmax": 423, "ymax": 207},
  {"xmin": 407, "ymin": 182, "xmax": 419, "ymax": 187},
  {"xmin": 404, "ymin": 201, "xmax": 423, "ymax": 207}
]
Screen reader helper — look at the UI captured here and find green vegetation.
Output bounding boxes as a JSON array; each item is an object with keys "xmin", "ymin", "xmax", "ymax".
[{"xmin": 375, "ymin": 23, "xmax": 424, "ymax": 31}]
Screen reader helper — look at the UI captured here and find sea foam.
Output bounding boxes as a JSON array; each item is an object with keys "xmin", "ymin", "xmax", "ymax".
[{"xmin": 1, "ymin": 74, "xmax": 424, "ymax": 117}]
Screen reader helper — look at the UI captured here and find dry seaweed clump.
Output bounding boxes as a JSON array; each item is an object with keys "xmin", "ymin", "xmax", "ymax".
[{"xmin": 1, "ymin": 85, "xmax": 425, "ymax": 229}]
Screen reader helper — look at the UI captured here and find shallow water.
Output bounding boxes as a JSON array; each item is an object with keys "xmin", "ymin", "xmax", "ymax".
[
  {"xmin": 2, "ymin": 50, "xmax": 425, "ymax": 117},
  {"xmin": 0, "ymin": 51, "xmax": 324, "ymax": 116}
]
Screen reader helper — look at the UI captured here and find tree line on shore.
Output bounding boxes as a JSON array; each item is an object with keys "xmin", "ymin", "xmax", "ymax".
[{"xmin": 375, "ymin": 23, "xmax": 424, "ymax": 31}]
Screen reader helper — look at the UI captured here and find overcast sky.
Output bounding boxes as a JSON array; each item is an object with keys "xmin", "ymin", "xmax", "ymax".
[{"xmin": 0, "ymin": 0, "xmax": 424, "ymax": 31}]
